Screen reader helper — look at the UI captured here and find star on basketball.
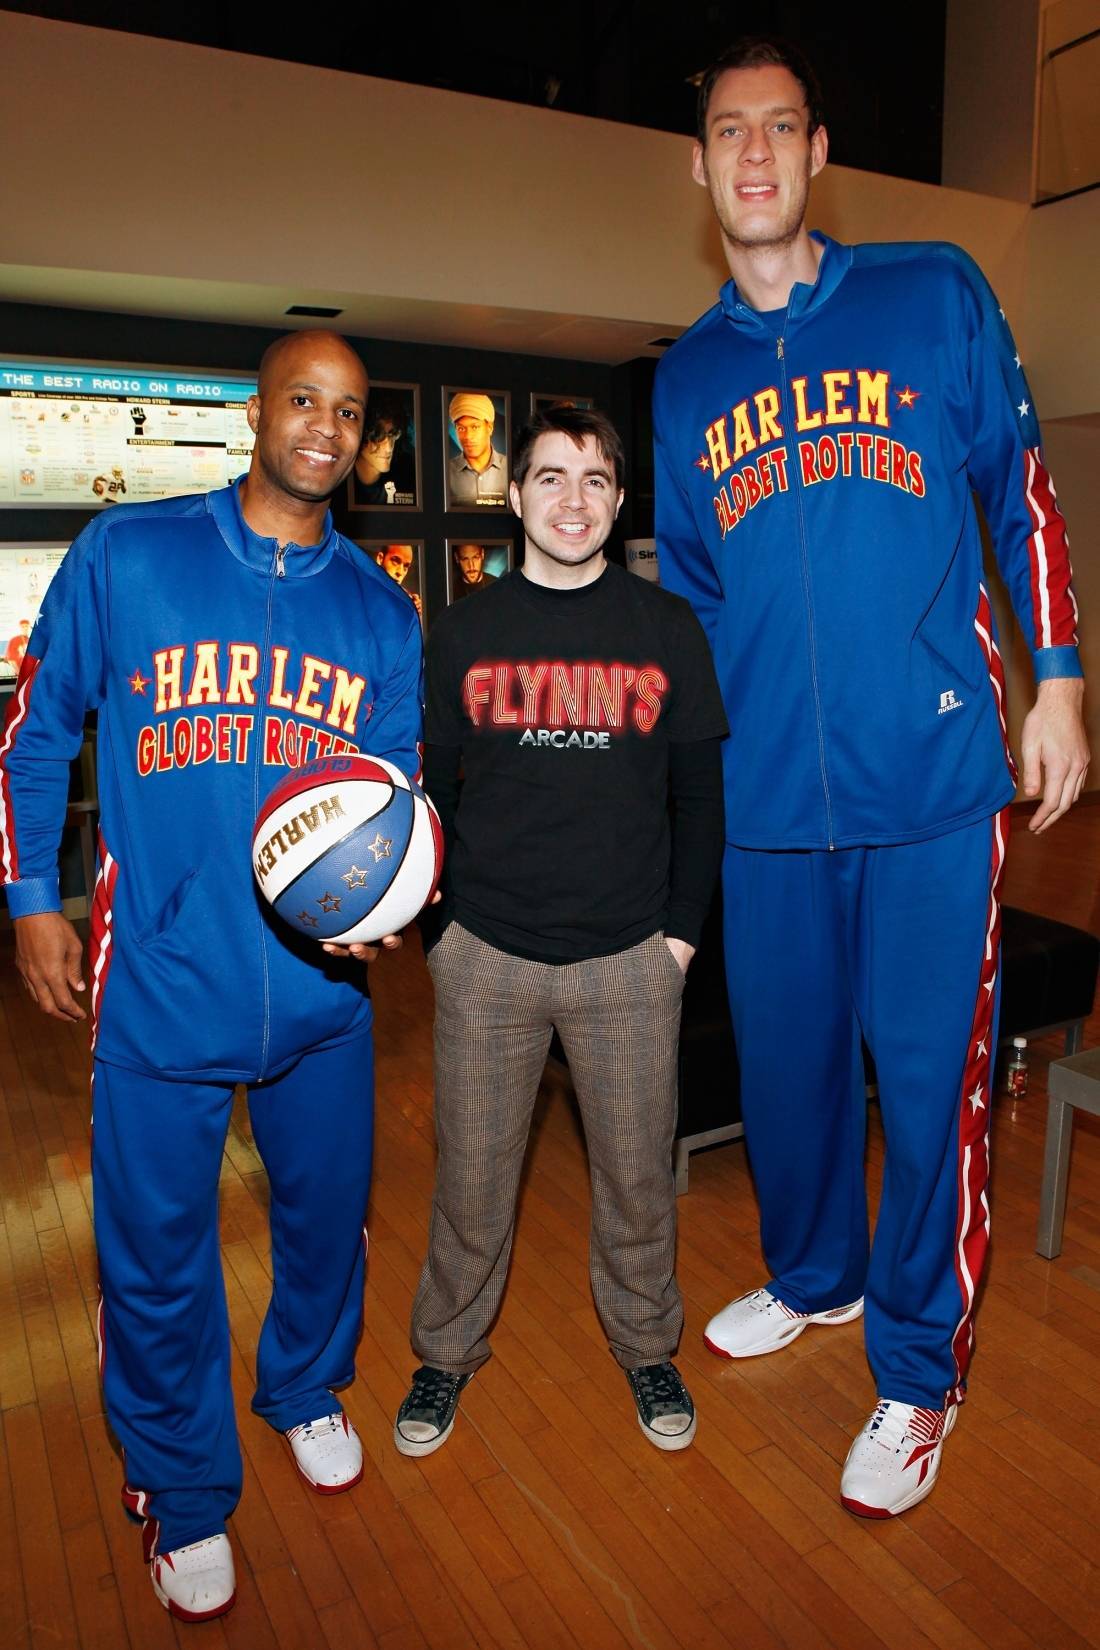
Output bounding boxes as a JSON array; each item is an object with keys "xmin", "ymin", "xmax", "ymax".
[
  {"xmin": 252, "ymin": 753, "xmax": 443, "ymax": 945},
  {"xmin": 128, "ymin": 669, "xmax": 149, "ymax": 694}
]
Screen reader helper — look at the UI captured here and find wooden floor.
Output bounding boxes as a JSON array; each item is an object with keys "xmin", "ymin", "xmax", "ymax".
[{"xmin": 3, "ymin": 805, "xmax": 1099, "ymax": 1650}]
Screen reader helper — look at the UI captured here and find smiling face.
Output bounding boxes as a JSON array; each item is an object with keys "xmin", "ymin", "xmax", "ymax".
[
  {"xmin": 509, "ymin": 430, "xmax": 622, "ymax": 583},
  {"xmin": 692, "ymin": 63, "xmax": 827, "ymax": 253},
  {"xmin": 246, "ymin": 333, "xmax": 367, "ymax": 505}
]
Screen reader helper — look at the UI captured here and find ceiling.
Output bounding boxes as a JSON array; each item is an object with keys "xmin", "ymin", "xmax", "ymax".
[
  {"xmin": 1, "ymin": 2, "xmax": 949, "ymax": 360},
  {"xmin": 0, "ymin": 264, "xmax": 680, "ymax": 366},
  {"xmin": 6, "ymin": 1, "xmax": 948, "ymax": 183}
]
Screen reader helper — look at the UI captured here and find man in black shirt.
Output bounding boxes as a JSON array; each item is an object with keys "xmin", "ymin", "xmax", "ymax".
[{"xmin": 395, "ymin": 406, "xmax": 727, "ymax": 1457}]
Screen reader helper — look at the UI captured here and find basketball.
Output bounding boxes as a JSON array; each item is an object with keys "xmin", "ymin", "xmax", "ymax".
[{"xmin": 252, "ymin": 754, "xmax": 443, "ymax": 945}]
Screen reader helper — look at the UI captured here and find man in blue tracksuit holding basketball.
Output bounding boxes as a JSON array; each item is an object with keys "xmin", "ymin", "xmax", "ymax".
[
  {"xmin": 0, "ymin": 332, "xmax": 423, "ymax": 1618},
  {"xmin": 654, "ymin": 38, "xmax": 1089, "ymax": 1516}
]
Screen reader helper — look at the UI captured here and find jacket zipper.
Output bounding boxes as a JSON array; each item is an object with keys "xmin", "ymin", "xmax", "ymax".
[
  {"xmin": 255, "ymin": 540, "xmax": 285, "ymax": 1075},
  {"xmin": 777, "ymin": 326, "xmax": 835, "ymax": 848}
]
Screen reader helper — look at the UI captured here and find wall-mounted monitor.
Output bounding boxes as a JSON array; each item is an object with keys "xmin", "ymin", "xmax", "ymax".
[
  {"xmin": 0, "ymin": 359, "xmax": 257, "ymax": 509},
  {"xmin": 0, "ymin": 542, "xmax": 69, "ymax": 682}
]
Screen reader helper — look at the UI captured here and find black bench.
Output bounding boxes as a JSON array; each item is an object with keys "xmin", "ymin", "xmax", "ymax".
[
  {"xmin": 674, "ymin": 902, "xmax": 1100, "ymax": 1193},
  {"xmin": 998, "ymin": 906, "xmax": 1099, "ymax": 1057},
  {"xmin": 674, "ymin": 906, "xmax": 742, "ymax": 1193}
]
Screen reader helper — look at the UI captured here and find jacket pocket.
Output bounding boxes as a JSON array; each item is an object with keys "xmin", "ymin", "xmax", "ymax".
[
  {"xmin": 911, "ymin": 579, "xmax": 986, "ymax": 705},
  {"xmin": 134, "ymin": 869, "xmax": 199, "ymax": 948}
]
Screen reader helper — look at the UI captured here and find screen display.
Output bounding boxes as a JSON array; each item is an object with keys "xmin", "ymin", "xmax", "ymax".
[
  {"xmin": 0, "ymin": 360, "xmax": 257, "ymax": 508},
  {"xmin": 0, "ymin": 543, "xmax": 68, "ymax": 681}
]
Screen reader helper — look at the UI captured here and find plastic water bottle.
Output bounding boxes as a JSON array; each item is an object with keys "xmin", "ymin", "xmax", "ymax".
[{"xmin": 1005, "ymin": 1037, "xmax": 1028, "ymax": 1098}]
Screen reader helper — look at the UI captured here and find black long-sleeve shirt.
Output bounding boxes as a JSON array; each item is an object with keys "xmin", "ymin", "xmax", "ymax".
[{"xmin": 419, "ymin": 564, "xmax": 727, "ymax": 963}]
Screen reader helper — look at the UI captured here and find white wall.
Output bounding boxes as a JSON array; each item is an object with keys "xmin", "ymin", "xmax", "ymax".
[
  {"xmin": 1037, "ymin": 421, "xmax": 1099, "ymax": 748},
  {"xmin": 942, "ymin": 0, "xmax": 1040, "ymax": 202},
  {"xmin": 0, "ymin": 12, "xmax": 1032, "ymax": 351},
  {"xmin": 1023, "ymin": 188, "xmax": 1100, "ymax": 419}
]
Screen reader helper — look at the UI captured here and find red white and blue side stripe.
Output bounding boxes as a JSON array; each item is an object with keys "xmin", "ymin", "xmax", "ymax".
[
  {"xmin": 1022, "ymin": 447, "xmax": 1078, "ymax": 655},
  {"xmin": 0, "ymin": 655, "xmax": 41, "ymax": 890},
  {"xmin": 949, "ymin": 804, "xmax": 1009, "ymax": 1404}
]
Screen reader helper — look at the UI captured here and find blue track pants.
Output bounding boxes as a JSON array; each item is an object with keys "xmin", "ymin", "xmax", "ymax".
[
  {"xmin": 92, "ymin": 1030, "xmax": 374, "ymax": 1555},
  {"xmin": 722, "ymin": 808, "xmax": 1009, "ymax": 1408}
]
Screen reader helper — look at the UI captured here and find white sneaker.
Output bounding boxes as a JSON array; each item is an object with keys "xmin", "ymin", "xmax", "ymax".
[
  {"xmin": 704, "ymin": 1287, "xmax": 864, "ymax": 1359},
  {"xmin": 841, "ymin": 1398, "xmax": 958, "ymax": 1518},
  {"xmin": 286, "ymin": 1411, "xmax": 364, "ymax": 1494},
  {"xmin": 150, "ymin": 1533, "xmax": 236, "ymax": 1621}
]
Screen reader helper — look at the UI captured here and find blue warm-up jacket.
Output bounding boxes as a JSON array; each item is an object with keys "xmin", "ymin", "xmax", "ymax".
[
  {"xmin": 653, "ymin": 234, "xmax": 1081, "ymax": 851},
  {"xmin": 0, "ymin": 480, "xmax": 423, "ymax": 1082}
]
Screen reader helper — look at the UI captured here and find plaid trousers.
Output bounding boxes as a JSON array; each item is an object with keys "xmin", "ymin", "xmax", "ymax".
[{"xmin": 410, "ymin": 922, "xmax": 686, "ymax": 1373}]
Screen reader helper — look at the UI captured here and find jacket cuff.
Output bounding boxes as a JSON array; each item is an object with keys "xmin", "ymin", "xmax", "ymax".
[
  {"xmin": 4, "ymin": 876, "xmax": 62, "ymax": 918},
  {"xmin": 1033, "ymin": 644, "xmax": 1083, "ymax": 681}
]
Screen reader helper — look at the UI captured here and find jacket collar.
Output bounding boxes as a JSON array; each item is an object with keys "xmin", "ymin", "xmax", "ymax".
[
  {"xmin": 717, "ymin": 232, "xmax": 853, "ymax": 334},
  {"xmin": 206, "ymin": 477, "xmax": 338, "ymax": 576}
]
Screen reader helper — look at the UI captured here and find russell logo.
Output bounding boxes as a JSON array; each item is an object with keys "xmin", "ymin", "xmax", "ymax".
[{"xmin": 938, "ymin": 689, "xmax": 964, "ymax": 715}]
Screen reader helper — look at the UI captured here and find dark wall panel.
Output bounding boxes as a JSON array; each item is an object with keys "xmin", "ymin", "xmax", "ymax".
[{"xmin": 0, "ymin": 303, "xmax": 645, "ymax": 621}]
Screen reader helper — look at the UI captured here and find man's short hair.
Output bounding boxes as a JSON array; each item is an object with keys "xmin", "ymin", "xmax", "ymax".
[
  {"xmin": 696, "ymin": 36, "xmax": 825, "ymax": 144},
  {"xmin": 512, "ymin": 405, "xmax": 625, "ymax": 492}
]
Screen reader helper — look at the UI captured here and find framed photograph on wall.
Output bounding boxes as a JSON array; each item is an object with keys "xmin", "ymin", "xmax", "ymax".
[
  {"xmin": 347, "ymin": 382, "xmax": 421, "ymax": 511},
  {"xmin": 354, "ymin": 539, "xmax": 425, "ymax": 626},
  {"xmin": 445, "ymin": 538, "xmax": 513, "ymax": 605},
  {"xmin": 0, "ymin": 542, "xmax": 69, "ymax": 685},
  {"xmin": 529, "ymin": 391, "xmax": 596, "ymax": 416},
  {"xmin": 442, "ymin": 387, "xmax": 509, "ymax": 511}
]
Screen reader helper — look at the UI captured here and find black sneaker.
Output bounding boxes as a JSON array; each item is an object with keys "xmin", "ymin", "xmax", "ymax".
[
  {"xmin": 394, "ymin": 1366, "xmax": 472, "ymax": 1457},
  {"xmin": 626, "ymin": 1362, "xmax": 697, "ymax": 1451}
]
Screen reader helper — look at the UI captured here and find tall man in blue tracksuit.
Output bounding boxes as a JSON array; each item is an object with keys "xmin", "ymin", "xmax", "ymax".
[
  {"xmin": 1, "ymin": 332, "xmax": 424, "ymax": 1618},
  {"xmin": 654, "ymin": 38, "xmax": 1089, "ymax": 1518}
]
